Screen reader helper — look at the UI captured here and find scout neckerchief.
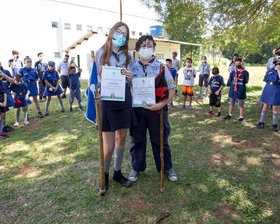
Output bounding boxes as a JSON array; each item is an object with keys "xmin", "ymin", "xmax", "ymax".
[
  {"xmin": 138, "ymin": 57, "xmax": 155, "ymax": 77},
  {"xmin": 112, "ymin": 49, "xmax": 124, "ymax": 67},
  {"xmin": 234, "ymin": 68, "xmax": 245, "ymax": 92}
]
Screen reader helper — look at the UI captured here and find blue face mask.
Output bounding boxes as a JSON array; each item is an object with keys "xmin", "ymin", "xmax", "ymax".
[{"xmin": 112, "ymin": 32, "xmax": 126, "ymax": 48}]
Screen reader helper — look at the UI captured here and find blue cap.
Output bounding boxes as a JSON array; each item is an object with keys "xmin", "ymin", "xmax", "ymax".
[
  {"xmin": 48, "ymin": 61, "xmax": 55, "ymax": 66},
  {"xmin": 273, "ymin": 56, "xmax": 280, "ymax": 64},
  {"xmin": 14, "ymin": 72, "xmax": 22, "ymax": 77}
]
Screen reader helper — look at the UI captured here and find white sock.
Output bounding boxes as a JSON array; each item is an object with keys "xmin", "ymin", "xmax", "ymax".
[{"xmin": 229, "ymin": 114, "xmax": 232, "ymax": 117}]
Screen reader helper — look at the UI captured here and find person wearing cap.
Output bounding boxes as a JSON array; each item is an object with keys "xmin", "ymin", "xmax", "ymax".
[
  {"xmin": 266, "ymin": 47, "xmax": 280, "ymax": 70},
  {"xmin": 257, "ymin": 56, "xmax": 280, "ymax": 132},
  {"xmin": 0, "ymin": 62, "xmax": 15, "ymax": 133},
  {"xmin": 19, "ymin": 56, "xmax": 44, "ymax": 118},
  {"xmin": 57, "ymin": 54, "xmax": 70, "ymax": 98},
  {"xmin": 10, "ymin": 73, "xmax": 32, "ymax": 127},
  {"xmin": 129, "ymin": 35, "xmax": 177, "ymax": 183},
  {"xmin": 35, "ymin": 52, "xmax": 48, "ymax": 102},
  {"xmin": 42, "ymin": 61, "xmax": 65, "ymax": 116},
  {"xmin": 171, "ymin": 51, "xmax": 181, "ymax": 95},
  {"xmin": 8, "ymin": 50, "xmax": 23, "ymax": 75}
]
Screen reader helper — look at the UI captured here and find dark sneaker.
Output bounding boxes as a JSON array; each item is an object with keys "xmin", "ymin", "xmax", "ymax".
[
  {"xmin": 61, "ymin": 109, "xmax": 65, "ymax": 113},
  {"xmin": 207, "ymin": 111, "xmax": 213, "ymax": 116},
  {"xmin": 273, "ymin": 124, "xmax": 279, "ymax": 132},
  {"xmin": 45, "ymin": 112, "xmax": 49, "ymax": 116},
  {"xmin": 99, "ymin": 172, "xmax": 109, "ymax": 192},
  {"xmin": 3, "ymin": 126, "xmax": 14, "ymax": 133},
  {"xmin": 166, "ymin": 168, "xmax": 177, "ymax": 182},
  {"xmin": 78, "ymin": 106, "xmax": 83, "ymax": 111},
  {"xmin": 239, "ymin": 117, "xmax": 244, "ymax": 124},
  {"xmin": 38, "ymin": 112, "xmax": 44, "ymax": 118},
  {"xmin": 113, "ymin": 170, "xmax": 133, "ymax": 187},
  {"xmin": 61, "ymin": 94, "xmax": 66, "ymax": 99},
  {"xmin": 215, "ymin": 112, "xmax": 221, "ymax": 117},
  {"xmin": 224, "ymin": 115, "xmax": 232, "ymax": 120},
  {"xmin": 39, "ymin": 98, "xmax": 43, "ymax": 102},
  {"xmin": 70, "ymin": 107, "xmax": 73, "ymax": 112},
  {"xmin": 128, "ymin": 169, "xmax": 139, "ymax": 182},
  {"xmin": 257, "ymin": 122, "xmax": 265, "ymax": 129}
]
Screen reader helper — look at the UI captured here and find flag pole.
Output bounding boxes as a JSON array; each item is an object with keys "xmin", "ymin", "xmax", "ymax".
[
  {"xmin": 120, "ymin": 0, "xmax": 123, "ymax": 22},
  {"xmin": 96, "ymin": 87, "xmax": 105, "ymax": 196}
]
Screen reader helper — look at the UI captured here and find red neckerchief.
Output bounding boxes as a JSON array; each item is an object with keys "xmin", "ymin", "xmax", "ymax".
[{"xmin": 234, "ymin": 68, "xmax": 244, "ymax": 92}]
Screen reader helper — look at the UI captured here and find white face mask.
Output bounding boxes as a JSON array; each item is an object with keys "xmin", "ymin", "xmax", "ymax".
[
  {"xmin": 39, "ymin": 57, "xmax": 44, "ymax": 61},
  {"xmin": 139, "ymin": 47, "xmax": 154, "ymax": 60},
  {"xmin": 26, "ymin": 62, "xmax": 32, "ymax": 68},
  {"xmin": 186, "ymin": 63, "xmax": 192, "ymax": 67}
]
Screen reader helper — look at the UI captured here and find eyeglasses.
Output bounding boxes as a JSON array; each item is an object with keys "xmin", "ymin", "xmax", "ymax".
[{"xmin": 116, "ymin": 29, "xmax": 128, "ymax": 38}]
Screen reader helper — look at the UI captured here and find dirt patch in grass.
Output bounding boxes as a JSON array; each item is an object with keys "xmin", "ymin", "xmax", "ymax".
[
  {"xmin": 213, "ymin": 202, "xmax": 243, "ymax": 224},
  {"xmin": 28, "ymin": 117, "xmax": 51, "ymax": 132},
  {"xmin": 17, "ymin": 162, "xmax": 41, "ymax": 178}
]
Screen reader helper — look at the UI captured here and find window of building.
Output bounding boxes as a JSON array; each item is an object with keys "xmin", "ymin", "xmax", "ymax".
[
  {"xmin": 139, "ymin": 32, "xmax": 143, "ymax": 36},
  {"xmin": 54, "ymin": 52, "xmax": 61, "ymax": 58},
  {"xmin": 97, "ymin": 27, "xmax": 102, "ymax": 33},
  {"xmin": 64, "ymin": 23, "xmax": 71, "ymax": 30},
  {"xmin": 132, "ymin": 31, "xmax": 136, "ymax": 36},
  {"xmin": 52, "ymin": 22, "xmax": 58, "ymax": 28},
  {"xmin": 76, "ymin": 24, "xmax": 82, "ymax": 31},
  {"xmin": 87, "ymin": 25, "xmax": 92, "ymax": 31}
]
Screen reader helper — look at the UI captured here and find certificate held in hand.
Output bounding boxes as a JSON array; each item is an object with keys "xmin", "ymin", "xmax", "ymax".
[
  {"xmin": 100, "ymin": 66, "xmax": 126, "ymax": 102},
  {"xmin": 132, "ymin": 77, "xmax": 155, "ymax": 107}
]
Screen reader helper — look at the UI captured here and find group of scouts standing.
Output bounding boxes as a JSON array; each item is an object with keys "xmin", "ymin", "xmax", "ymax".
[
  {"xmin": 0, "ymin": 21, "xmax": 279, "ymax": 192},
  {"xmin": 0, "ymin": 51, "xmax": 83, "ymax": 137}
]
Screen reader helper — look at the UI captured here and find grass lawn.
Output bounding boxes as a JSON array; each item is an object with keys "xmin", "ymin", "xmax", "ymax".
[{"xmin": 0, "ymin": 66, "xmax": 279, "ymax": 223}]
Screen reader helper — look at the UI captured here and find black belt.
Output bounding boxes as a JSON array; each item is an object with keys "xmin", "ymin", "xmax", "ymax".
[{"xmin": 27, "ymin": 80, "xmax": 35, "ymax": 82}]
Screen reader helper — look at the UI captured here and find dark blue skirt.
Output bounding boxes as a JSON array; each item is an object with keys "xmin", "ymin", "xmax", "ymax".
[
  {"xmin": 13, "ymin": 98, "xmax": 32, "ymax": 108},
  {"xmin": 45, "ymin": 85, "xmax": 63, "ymax": 96},
  {"xmin": 260, "ymin": 83, "xmax": 280, "ymax": 105},
  {"xmin": 6, "ymin": 91, "xmax": 14, "ymax": 108},
  {"xmin": 26, "ymin": 81, "xmax": 38, "ymax": 97}
]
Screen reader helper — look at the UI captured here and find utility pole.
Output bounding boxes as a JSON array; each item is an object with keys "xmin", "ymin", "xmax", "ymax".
[{"xmin": 120, "ymin": 0, "xmax": 122, "ymax": 22}]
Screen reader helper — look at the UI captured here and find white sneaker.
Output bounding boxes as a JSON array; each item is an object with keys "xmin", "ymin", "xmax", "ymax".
[
  {"xmin": 128, "ymin": 169, "xmax": 139, "ymax": 182},
  {"xmin": 166, "ymin": 168, "xmax": 177, "ymax": 182}
]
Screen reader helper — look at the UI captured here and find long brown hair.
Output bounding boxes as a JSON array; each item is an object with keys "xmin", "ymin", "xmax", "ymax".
[{"xmin": 99, "ymin": 22, "xmax": 131, "ymax": 74}]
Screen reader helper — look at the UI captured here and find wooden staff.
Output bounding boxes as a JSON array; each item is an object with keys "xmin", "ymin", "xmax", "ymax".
[
  {"xmin": 160, "ymin": 108, "xmax": 165, "ymax": 193},
  {"xmin": 96, "ymin": 88, "xmax": 105, "ymax": 196}
]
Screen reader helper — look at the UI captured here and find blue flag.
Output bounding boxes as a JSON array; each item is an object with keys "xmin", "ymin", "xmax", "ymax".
[{"xmin": 86, "ymin": 61, "xmax": 98, "ymax": 125}]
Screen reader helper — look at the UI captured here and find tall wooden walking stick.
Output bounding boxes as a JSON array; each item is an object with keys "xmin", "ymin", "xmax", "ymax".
[
  {"xmin": 95, "ymin": 88, "xmax": 105, "ymax": 196},
  {"xmin": 160, "ymin": 108, "xmax": 165, "ymax": 193}
]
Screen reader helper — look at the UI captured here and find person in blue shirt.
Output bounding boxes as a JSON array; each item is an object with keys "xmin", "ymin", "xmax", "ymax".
[
  {"xmin": 42, "ymin": 61, "xmax": 65, "ymax": 116},
  {"xmin": 224, "ymin": 57, "xmax": 249, "ymax": 123},
  {"xmin": 129, "ymin": 35, "xmax": 177, "ymax": 183},
  {"xmin": 0, "ymin": 78, "xmax": 8, "ymax": 137},
  {"xmin": 19, "ymin": 56, "xmax": 44, "ymax": 118},
  {"xmin": 10, "ymin": 73, "xmax": 32, "ymax": 127},
  {"xmin": 207, "ymin": 67, "xmax": 225, "ymax": 117},
  {"xmin": 35, "ymin": 52, "xmax": 48, "ymax": 102},
  {"xmin": 257, "ymin": 57, "xmax": 280, "ymax": 132},
  {"xmin": 8, "ymin": 50, "xmax": 23, "ymax": 75},
  {"xmin": 166, "ymin": 58, "xmax": 177, "ymax": 107},
  {"xmin": 94, "ymin": 22, "xmax": 134, "ymax": 191},
  {"xmin": 68, "ymin": 63, "xmax": 82, "ymax": 112},
  {"xmin": 0, "ymin": 62, "xmax": 15, "ymax": 133}
]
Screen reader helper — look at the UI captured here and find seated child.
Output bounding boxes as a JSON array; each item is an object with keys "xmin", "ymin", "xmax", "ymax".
[
  {"xmin": 207, "ymin": 67, "xmax": 225, "ymax": 117},
  {"xmin": 68, "ymin": 62, "xmax": 83, "ymax": 112},
  {"xmin": 42, "ymin": 61, "xmax": 65, "ymax": 116},
  {"xmin": 224, "ymin": 57, "xmax": 249, "ymax": 124},
  {"xmin": 257, "ymin": 56, "xmax": 280, "ymax": 132},
  {"xmin": 10, "ymin": 73, "xmax": 32, "ymax": 127}
]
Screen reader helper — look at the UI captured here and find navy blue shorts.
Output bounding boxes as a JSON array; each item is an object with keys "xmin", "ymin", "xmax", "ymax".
[{"xmin": 101, "ymin": 106, "xmax": 131, "ymax": 132}]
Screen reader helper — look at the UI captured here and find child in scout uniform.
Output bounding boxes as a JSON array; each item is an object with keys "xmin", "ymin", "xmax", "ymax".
[
  {"xmin": 68, "ymin": 63, "xmax": 83, "ymax": 112},
  {"xmin": 10, "ymin": 73, "xmax": 32, "ymax": 127},
  {"xmin": 165, "ymin": 58, "xmax": 177, "ymax": 107},
  {"xmin": 257, "ymin": 56, "xmax": 280, "ymax": 132},
  {"xmin": 35, "ymin": 52, "xmax": 48, "ymax": 102},
  {"xmin": 0, "ymin": 78, "xmax": 8, "ymax": 137},
  {"xmin": 94, "ymin": 22, "xmax": 134, "ymax": 191},
  {"xmin": 0, "ymin": 64, "xmax": 15, "ymax": 133},
  {"xmin": 19, "ymin": 56, "xmax": 44, "ymax": 118},
  {"xmin": 198, "ymin": 56, "xmax": 211, "ymax": 98},
  {"xmin": 180, "ymin": 58, "xmax": 196, "ymax": 110},
  {"xmin": 129, "ymin": 35, "xmax": 177, "ymax": 182},
  {"xmin": 207, "ymin": 67, "xmax": 225, "ymax": 117},
  {"xmin": 42, "ymin": 61, "xmax": 65, "ymax": 116},
  {"xmin": 224, "ymin": 57, "xmax": 249, "ymax": 123}
]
